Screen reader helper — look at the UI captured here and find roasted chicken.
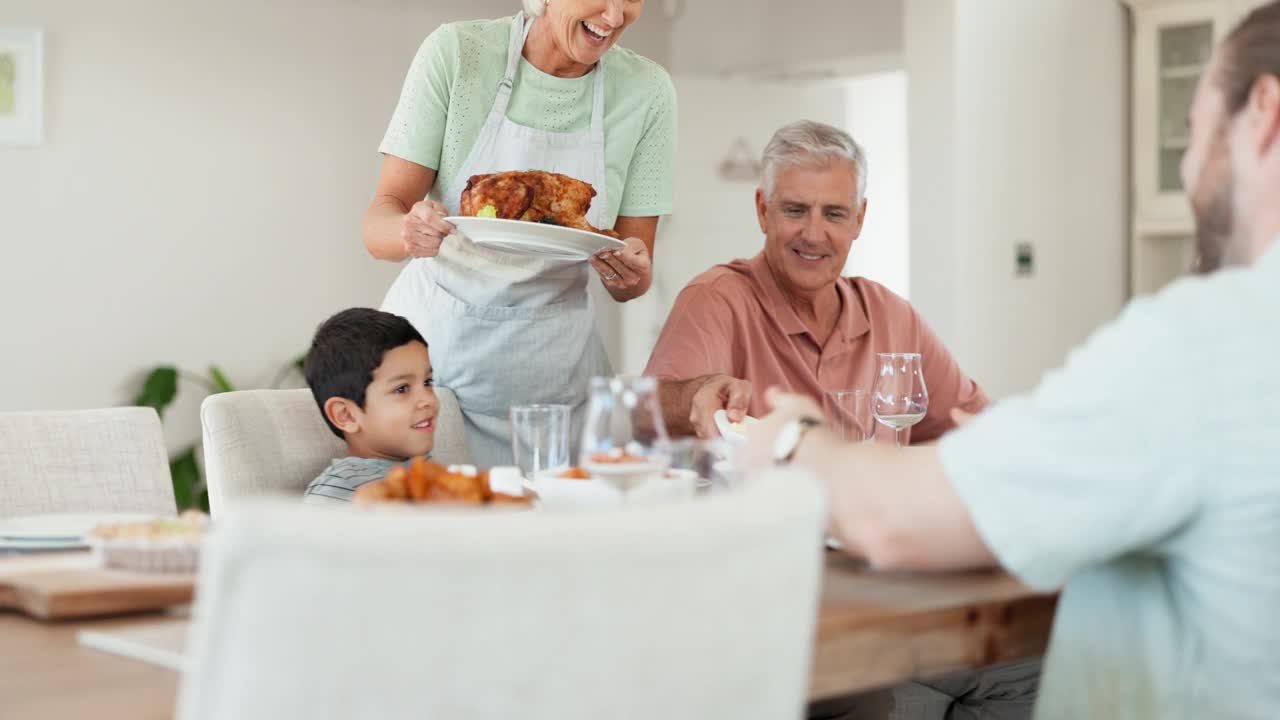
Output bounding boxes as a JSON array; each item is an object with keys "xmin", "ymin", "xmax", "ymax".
[{"xmin": 460, "ymin": 170, "xmax": 620, "ymax": 238}]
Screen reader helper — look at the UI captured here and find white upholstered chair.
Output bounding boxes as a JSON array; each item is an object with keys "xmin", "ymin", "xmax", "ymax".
[
  {"xmin": 200, "ymin": 387, "xmax": 471, "ymax": 517},
  {"xmin": 0, "ymin": 407, "xmax": 175, "ymax": 519},
  {"xmin": 176, "ymin": 470, "xmax": 828, "ymax": 720}
]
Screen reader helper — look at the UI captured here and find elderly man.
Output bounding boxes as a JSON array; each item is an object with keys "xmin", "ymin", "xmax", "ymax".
[
  {"xmin": 648, "ymin": 121, "xmax": 1037, "ymax": 719},
  {"xmin": 747, "ymin": 4, "xmax": 1280, "ymax": 719},
  {"xmin": 649, "ymin": 120, "xmax": 986, "ymax": 445}
]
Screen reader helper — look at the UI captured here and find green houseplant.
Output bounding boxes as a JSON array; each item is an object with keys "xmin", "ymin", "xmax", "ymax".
[{"xmin": 134, "ymin": 358, "xmax": 304, "ymax": 511}]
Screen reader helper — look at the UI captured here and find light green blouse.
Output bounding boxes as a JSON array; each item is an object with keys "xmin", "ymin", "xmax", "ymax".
[{"xmin": 379, "ymin": 15, "xmax": 677, "ymax": 226}]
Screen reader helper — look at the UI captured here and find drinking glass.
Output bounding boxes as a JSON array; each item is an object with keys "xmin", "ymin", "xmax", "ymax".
[
  {"xmin": 509, "ymin": 404, "xmax": 571, "ymax": 479},
  {"xmin": 823, "ymin": 389, "xmax": 874, "ymax": 443},
  {"xmin": 871, "ymin": 353, "xmax": 929, "ymax": 448},
  {"xmin": 665, "ymin": 437, "xmax": 728, "ymax": 490},
  {"xmin": 579, "ymin": 376, "xmax": 671, "ymax": 468}
]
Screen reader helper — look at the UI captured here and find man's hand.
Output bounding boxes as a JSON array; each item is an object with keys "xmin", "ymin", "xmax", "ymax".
[
  {"xmin": 688, "ymin": 375, "xmax": 752, "ymax": 439},
  {"xmin": 658, "ymin": 375, "xmax": 753, "ymax": 438},
  {"xmin": 739, "ymin": 387, "xmax": 827, "ymax": 473}
]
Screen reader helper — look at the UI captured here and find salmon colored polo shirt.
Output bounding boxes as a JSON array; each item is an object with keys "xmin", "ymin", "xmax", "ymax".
[{"xmin": 644, "ymin": 253, "xmax": 988, "ymax": 444}]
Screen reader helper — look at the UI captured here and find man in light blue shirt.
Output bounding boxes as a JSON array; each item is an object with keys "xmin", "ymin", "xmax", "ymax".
[{"xmin": 745, "ymin": 3, "xmax": 1280, "ymax": 718}]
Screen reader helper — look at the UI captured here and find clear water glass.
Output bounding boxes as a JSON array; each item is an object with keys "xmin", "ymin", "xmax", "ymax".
[
  {"xmin": 824, "ymin": 389, "xmax": 875, "ymax": 443},
  {"xmin": 509, "ymin": 404, "xmax": 571, "ymax": 479}
]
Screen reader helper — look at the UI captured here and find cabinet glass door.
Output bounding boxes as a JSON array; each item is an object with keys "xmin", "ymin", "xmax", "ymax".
[{"xmin": 1157, "ymin": 22, "xmax": 1213, "ymax": 192}]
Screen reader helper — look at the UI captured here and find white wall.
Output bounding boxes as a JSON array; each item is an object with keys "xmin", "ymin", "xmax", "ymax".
[
  {"xmin": 0, "ymin": 0, "xmax": 671, "ymax": 452},
  {"xmin": 905, "ymin": 0, "xmax": 1130, "ymax": 399},
  {"xmin": 844, "ymin": 70, "xmax": 909, "ymax": 298},
  {"xmin": 668, "ymin": 0, "xmax": 903, "ymax": 76}
]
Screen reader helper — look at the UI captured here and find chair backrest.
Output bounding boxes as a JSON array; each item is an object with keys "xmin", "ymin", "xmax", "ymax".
[
  {"xmin": 200, "ymin": 387, "xmax": 471, "ymax": 515},
  {"xmin": 176, "ymin": 471, "xmax": 827, "ymax": 720},
  {"xmin": 0, "ymin": 407, "xmax": 175, "ymax": 519}
]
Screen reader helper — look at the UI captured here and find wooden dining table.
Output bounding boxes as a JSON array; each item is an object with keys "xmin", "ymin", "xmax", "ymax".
[{"xmin": 0, "ymin": 551, "xmax": 1056, "ymax": 719}]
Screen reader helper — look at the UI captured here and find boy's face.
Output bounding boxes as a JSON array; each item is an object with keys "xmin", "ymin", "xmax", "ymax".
[{"xmin": 327, "ymin": 341, "xmax": 438, "ymax": 462}]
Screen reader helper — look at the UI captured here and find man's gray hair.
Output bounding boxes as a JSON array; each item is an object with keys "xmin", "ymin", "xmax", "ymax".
[
  {"xmin": 761, "ymin": 120, "xmax": 868, "ymax": 204},
  {"xmin": 522, "ymin": 0, "xmax": 547, "ymax": 17}
]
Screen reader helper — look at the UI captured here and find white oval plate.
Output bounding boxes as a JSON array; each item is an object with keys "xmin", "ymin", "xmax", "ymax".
[
  {"xmin": 446, "ymin": 216, "xmax": 625, "ymax": 261},
  {"xmin": 0, "ymin": 536, "xmax": 90, "ymax": 552},
  {"xmin": 0, "ymin": 512, "xmax": 157, "ymax": 541}
]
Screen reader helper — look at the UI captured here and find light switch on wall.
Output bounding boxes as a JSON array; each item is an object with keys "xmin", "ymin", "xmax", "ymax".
[{"xmin": 1015, "ymin": 242, "xmax": 1034, "ymax": 277}]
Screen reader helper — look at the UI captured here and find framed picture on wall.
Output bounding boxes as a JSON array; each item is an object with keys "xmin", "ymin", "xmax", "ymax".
[{"xmin": 0, "ymin": 27, "xmax": 43, "ymax": 145}]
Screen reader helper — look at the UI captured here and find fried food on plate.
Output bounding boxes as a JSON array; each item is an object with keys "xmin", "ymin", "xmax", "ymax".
[
  {"xmin": 460, "ymin": 170, "xmax": 621, "ymax": 239},
  {"xmin": 352, "ymin": 459, "xmax": 531, "ymax": 507}
]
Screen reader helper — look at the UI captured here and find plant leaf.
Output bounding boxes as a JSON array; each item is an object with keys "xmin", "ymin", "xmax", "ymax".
[
  {"xmin": 209, "ymin": 366, "xmax": 235, "ymax": 394},
  {"xmin": 135, "ymin": 367, "xmax": 179, "ymax": 419},
  {"xmin": 170, "ymin": 447, "xmax": 201, "ymax": 511},
  {"xmin": 294, "ymin": 354, "xmax": 306, "ymax": 373}
]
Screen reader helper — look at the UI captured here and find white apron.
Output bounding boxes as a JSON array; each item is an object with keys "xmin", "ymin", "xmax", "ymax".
[{"xmin": 382, "ymin": 12, "xmax": 613, "ymax": 467}]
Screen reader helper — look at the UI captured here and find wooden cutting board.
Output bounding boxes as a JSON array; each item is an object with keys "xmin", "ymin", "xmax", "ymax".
[{"xmin": 0, "ymin": 553, "xmax": 194, "ymax": 620}]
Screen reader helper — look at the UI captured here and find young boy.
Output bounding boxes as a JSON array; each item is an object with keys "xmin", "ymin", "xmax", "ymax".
[{"xmin": 301, "ymin": 308, "xmax": 438, "ymax": 504}]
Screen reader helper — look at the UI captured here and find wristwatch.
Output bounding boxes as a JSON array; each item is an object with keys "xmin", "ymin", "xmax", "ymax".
[{"xmin": 772, "ymin": 416, "xmax": 824, "ymax": 465}]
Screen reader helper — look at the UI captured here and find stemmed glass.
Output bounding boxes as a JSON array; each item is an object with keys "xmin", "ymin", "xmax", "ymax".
[
  {"xmin": 579, "ymin": 376, "xmax": 671, "ymax": 482},
  {"xmin": 871, "ymin": 353, "xmax": 928, "ymax": 448}
]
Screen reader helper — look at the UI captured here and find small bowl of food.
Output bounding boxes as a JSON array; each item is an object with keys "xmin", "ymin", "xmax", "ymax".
[
  {"xmin": 88, "ymin": 511, "xmax": 210, "ymax": 574},
  {"xmin": 528, "ymin": 465, "xmax": 698, "ymax": 510},
  {"xmin": 528, "ymin": 468, "xmax": 624, "ymax": 511},
  {"xmin": 582, "ymin": 448, "xmax": 668, "ymax": 490},
  {"xmin": 628, "ymin": 469, "xmax": 698, "ymax": 505}
]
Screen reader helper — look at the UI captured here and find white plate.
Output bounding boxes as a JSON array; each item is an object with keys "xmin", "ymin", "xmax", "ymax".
[
  {"xmin": 0, "ymin": 536, "xmax": 89, "ymax": 552},
  {"xmin": 0, "ymin": 512, "xmax": 155, "ymax": 541},
  {"xmin": 713, "ymin": 409, "xmax": 759, "ymax": 444},
  {"xmin": 447, "ymin": 216, "xmax": 625, "ymax": 261}
]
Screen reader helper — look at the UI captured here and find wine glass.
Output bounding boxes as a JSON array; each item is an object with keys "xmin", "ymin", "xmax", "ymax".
[
  {"xmin": 871, "ymin": 353, "xmax": 928, "ymax": 448},
  {"xmin": 579, "ymin": 376, "xmax": 671, "ymax": 486}
]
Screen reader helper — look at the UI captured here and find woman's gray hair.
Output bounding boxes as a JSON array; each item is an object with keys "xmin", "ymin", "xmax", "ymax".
[
  {"xmin": 522, "ymin": 0, "xmax": 547, "ymax": 17},
  {"xmin": 761, "ymin": 120, "xmax": 868, "ymax": 204}
]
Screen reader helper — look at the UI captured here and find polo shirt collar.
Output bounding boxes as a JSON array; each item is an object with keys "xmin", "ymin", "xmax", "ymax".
[{"xmin": 748, "ymin": 252, "xmax": 872, "ymax": 345}]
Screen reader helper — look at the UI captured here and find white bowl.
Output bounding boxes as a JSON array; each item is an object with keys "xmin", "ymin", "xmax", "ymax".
[
  {"xmin": 580, "ymin": 460, "xmax": 667, "ymax": 490},
  {"xmin": 529, "ymin": 469, "xmax": 697, "ymax": 511},
  {"xmin": 713, "ymin": 409, "xmax": 759, "ymax": 444},
  {"xmin": 528, "ymin": 474, "xmax": 624, "ymax": 510},
  {"xmin": 625, "ymin": 472, "xmax": 697, "ymax": 506}
]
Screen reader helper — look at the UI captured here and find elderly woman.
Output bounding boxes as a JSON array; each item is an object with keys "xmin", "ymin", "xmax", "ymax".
[{"xmin": 362, "ymin": 0, "xmax": 676, "ymax": 466}]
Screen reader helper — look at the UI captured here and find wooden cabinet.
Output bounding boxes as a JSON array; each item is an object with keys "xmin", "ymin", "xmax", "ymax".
[{"xmin": 1121, "ymin": 0, "xmax": 1268, "ymax": 295}]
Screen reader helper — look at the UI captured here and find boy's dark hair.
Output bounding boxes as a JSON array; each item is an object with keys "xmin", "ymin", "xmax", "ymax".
[
  {"xmin": 304, "ymin": 308, "xmax": 427, "ymax": 439},
  {"xmin": 1220, "ymin": 1, "xmax": 1280, "ymax": 115}
]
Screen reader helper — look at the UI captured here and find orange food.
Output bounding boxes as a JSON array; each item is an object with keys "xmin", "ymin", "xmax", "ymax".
[
  {"xmin": 559, "ymin": 466, "xmax": 591, "ymax": 480},
  {"xmin": 588, "ymin": 449, "xmax": 649, "ymax": 465},
  {"xmin": 490, "ymin": 492, "xmax": 533, "ymax": 505},
  {"xmin": 353, "ymin": 459, "xmax": 528, "ymax": 507},
  {"xmin": 460, "ymin": 170, "xmax": 621, "ymax": 239}
]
